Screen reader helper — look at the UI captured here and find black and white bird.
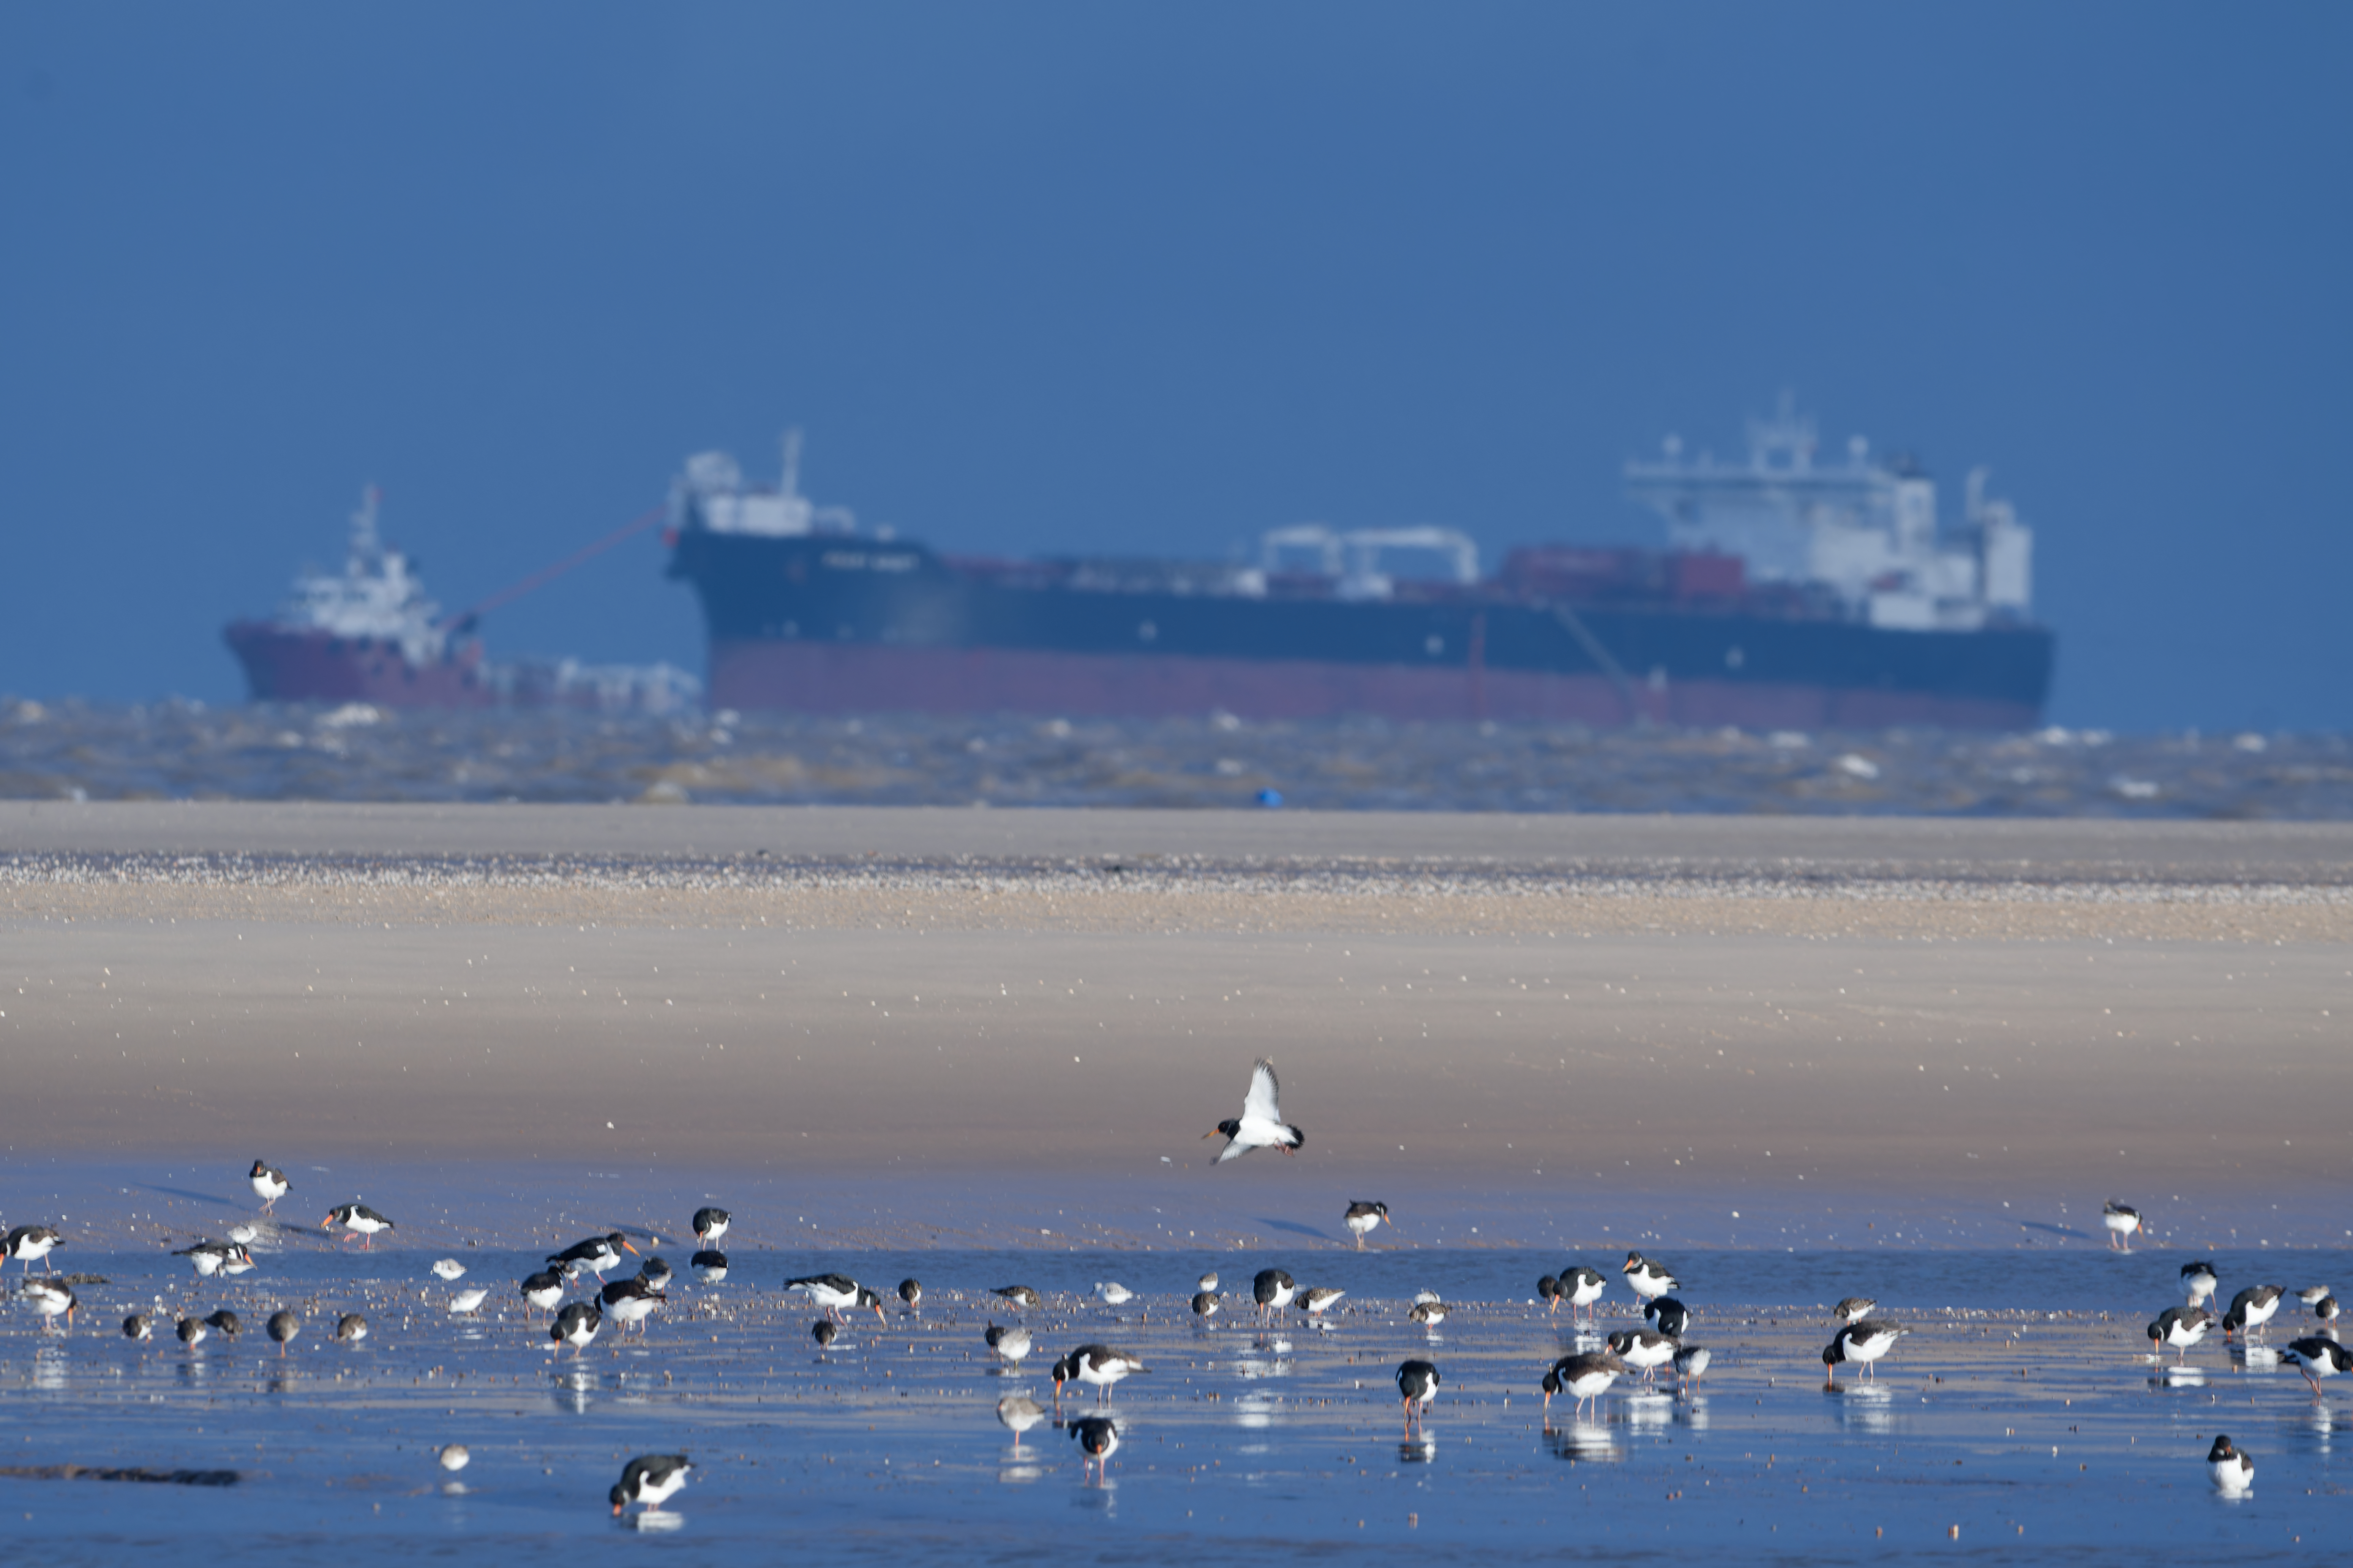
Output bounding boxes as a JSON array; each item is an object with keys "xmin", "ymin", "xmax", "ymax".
[
  {"xmin": 123, "ymin": 1312, "xmax": 153, "ymax": 1343},
  {"xmin": 2102, "ymin": 1200, "xmax": 2142, "ymax": 1252},
  {"xmin": 1605, "ymin": 1328, "xmax": 1678, "ymax": 1383},
  {"xmin": 2181, "ymin": 1261, "xmax": 2219, "ymax": 1308},
  {"xmin": 1252, "ymin": 1268, "xmax": 1298, "ymax": 1325},
  {"xmin": 600, "ymin": 1277, "xmax": 666, "ymax": 1336},
  {"xmin": 2316, "ymin": 1294, "xmax": 2339, "ymax": 1326},
  {"xmin": 811, "ymin": 1319, "xmax": 837, "ymax": 1353},
  {"xmin": 1833, "ymin": 1296, "xmax": 1877, "ymax": 1325},
  {"xmin": 991, "ymin": 1284, "xmax": 1043, "ymax": 1312},
  {"xmin": 692, "ymin": 1207, "xmax": 731, "ymax": 1247},
  {"xmin": 2149, "ymin": 1305, "xmax": 2214, "ymax": 1364},
  {"xmin": 333, "ymin": 1313, "xmax": 368, "ymax": 1344},
  {"xmin": 173, "ymin": 1239, "xmax": 252, "ymax": 1279},
  {"xmin": 1622, "ymin": 1252, "xmax": 1678, "ymax": 1301},
  {"xmin": 267, "ymin": 1310, "xmax": 301, "ymax": 1356},
  {"xmin": 786, "ymin": 1274, "xmax": 885, "ymax": 1324},
  {"xmin": 692, "ymin": 1250, "xmax": 729, "ymax": 1285},
  {"xmin": 2222, "ymin": 1285, "xmax": 2285, "ymax": 1341},
  {"xmin": 610, "ymin": 1454, "xmax": 692, "ymax": 1516},
  {"xmin": 1673, "ymin": 1342, "xmax": 1712, "ymax": 1394},
  {"xmin": 1396, "ymin": 1359, "xmax": 1441, "ymax": 1426},
  {"xmin": 1205, "ymin": 1058, "xmax": 1304, "ymax": 1164},
  {"xmin": 1344, "ymin": 1201, "xmax": 1392, "ymax": 1249},
  {"xmin": 898, "ymin": 1279, "xmax": 922, "ymax": 1311},
  {"xmin": 2206, "ymin": 1435, "xmax": 2254, "ymax": 1494},
  {"xmin": 1298, "ymin": 1286, "xmax": 1346, "ymax": 1324},
  {"xmin": 521, "ymin": 1269, "xmax": 567, "ymax": 1320},
  {"xmin": 1070, "ymin": 1416, "xmax": 1121, "ymax": 1478},
  {"xmin": 1544, "ymin": 1350, "xmax": 1626, "ymax": 1418},
  {"xmin": 549, "ymin": 1233, "xmax": 639, "ymax": 1279},
  {"xmin": 175, "ymin": 1315, "xmax": 207, "ymax": 1348},
  {"xmin": 1822, "ymin": 1320, "xmax": 1908, "ymax": 1386},
  {"xmin": 984, "ymin": 1323, "xmax": 1032, "ymax": 1367},
  {"xmin": 1643, "ymin": 1296, "xmax": 1690, "ymax": 1338},
  {"xmin": 1054, "ymin": 1345, "xmax": 1147, "ymax": 1405},
  {"xmin": 1561, "ymin": 1266, "xmax": 1607, "ymax": 1325},
  {"xmin": 551, "ymin": 1300, "xmax": 602, "ymax": 1355},
  {"xmin": 248, "ymin": 1160, "xmax": 289, "ymax": 1213},
  {"xmin": 1408, "ymin": 1300, "xmax": 1449, "ymax": 1329},
  {"xmin": 1536, "ymin": 1276, "xmax": 1564, "ymax": 1314},
  {"xmin": 996, "ymin": 1394, "xmax": 1046, "ymax": 1448},
  {"xmin": 1191, "ymin": 1290, "xmax": 1221, "ymax": 1324},
  {"xmin": 20, "ymin": 1279, "xmax": 75, "ymax": 1333},
  {"xmin": 4, "ymin": 1225, "xmax": 63, "ymax": 1273},
  {"xmin": 323, "ymin": 1203, "xmax": 395, "ymax": 1249},
  {"xmin": 636, "ymin": 1257, "xmax": 673, "ymax": 1292},
  {"xmin": 2284, "ymin": 1336, "xmax": 2353, "ymax": 1396}
]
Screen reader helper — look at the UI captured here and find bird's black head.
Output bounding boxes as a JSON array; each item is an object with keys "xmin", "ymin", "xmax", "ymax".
[
  {"xmin": 2207, "ymin": 1435, "xmax": 2238, "ymax": 1462},
  {"xmin": 1209, "ymin": 1118, "xmax": 1241, "ymax": 1140}
]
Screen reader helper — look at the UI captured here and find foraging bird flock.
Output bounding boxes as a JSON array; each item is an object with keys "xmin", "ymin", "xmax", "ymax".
[{"xmin": 4, "ymin": 1056, "xmax": 2339, "ymax": 1512}]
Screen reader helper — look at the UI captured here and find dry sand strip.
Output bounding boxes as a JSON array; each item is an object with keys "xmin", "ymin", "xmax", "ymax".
[{"xmin": 2, "ymin": 805, "xmax": 2348, "ymax": 1233}]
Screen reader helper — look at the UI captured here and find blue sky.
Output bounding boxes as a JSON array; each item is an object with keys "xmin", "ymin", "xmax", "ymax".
[{"xmin": 3, "ymin": 4, "xmax": 2346, "ymax": 729}]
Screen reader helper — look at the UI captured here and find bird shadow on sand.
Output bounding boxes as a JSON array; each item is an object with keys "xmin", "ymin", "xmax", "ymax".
[
  {"xmin": 1255, "ymin": 1219, "xmax": 1335, "ymax": 1241},
  {"xmin": 2016, "ymin": 1220, "xmax": 2092, "ymax": 1241},
  {"xmin": 132, "ymin": 1184, "xmax": 239, "ymax": 1207}
]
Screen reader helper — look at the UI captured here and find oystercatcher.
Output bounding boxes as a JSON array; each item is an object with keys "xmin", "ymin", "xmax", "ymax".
[
  {"xmin": 1056, "ymin": 1345, "xmax": 1147, "ymax": 1405},
  {"xmin": 997, "ymin": 1394, "xmax": 1046, "ymax": 1448},
  {"xmin": 1622, "ymin": 1252, "xmax": 1678, "ymax": 1301},
  {"xmin": 898, "ymin": 1279, "xmax": 922, "ymax": 1311},
  {"xmin": 1396, "ymin": 1359, "xmax": 1441, "ymax": 1427},
  {"xmin": 21, "ymin": 1278, "xmax": 75, "ymax": 1332},
  {"xmin": 1605, "ymin": 1328, "xmax": 1677, "ymax": 1383},
  {"xmin": 449, "ymin": 1288, "xmax": 489, "ymax": 1317},
  {"xmin": 691, "ymin": 1251, "xmax": 729, "ymax": 1285},
  {"xmin": 1344, "ymin": 1201, "xmax": 1392, "ymax": 1249},
  {"xmin": 1561, "ymin": 1266, "xmax": 1607, "ymax": 1325},
  {"xmin": 1643, "ymin": 1296, "xmax": 1690, "ymax": 1338},
  {"xmin": 123, "ymin": 1312, "xmax": 152, "ymax": 1342},
  {"xmin": 2222, "ymin": 1285, "xmax": 2285, "ymax": 1341},
  {"xmin": 1071, "ymin": 1416, "xmax": 1120, "ymax": 1478},
  {"xmin": 222, "ymin": 1245, "xmax": 257, "ymax": 1277},
  {"xmin": 2149, "ymin": 1305, "xmax": 2214, "ymax": 1363},
  {"xmin": 1252, "ymin": 1268, "xmax": 1298, "ymax": 1325},
  {"xmin": 610, "ymin": 1454, "xmax": 692, "ymax": 1516},
  {"xmin": 2102, "ymin": 1200, "xmax": 2142, "ymax": 1252},
  {"xmin": 1205, "ymin": 1058, "xmax": 1304, "ymax": 1164},
  {"xmin": 1094, "ymin": 1282, "xmax": 1134, "ymax": 1307},
  {"xmin": 1536, "ymin": 1276, "xmax": 1563, "ymax": 1313},
  {"xmin": 1673, "ymin": 1342, "xmax": 1712, "ymax": 1395},
  {"xmin": 175, "ymin": 1315, "xmax": 206, "ymax": 1348},
  {"xmin": 551, "ymin": 1300, "xmax": 602, "ymax": 1355},
  {"xmin": 173, "ymin": 1240, "xmax": 250, "ymax": 1279},
  {"xmin": 267, "ymin": 1310, "xmax": 301, "ymax": 1356},
  {"xmin": 549, "ymin": 1233, "xmax": 638, "ymax": 1279},
  {"xmin": 600, "ymin": 1277, "xmax": 666, "ymax": 1336},
  {"xmin": 2181, "ymin": 1261, "xmax": 2219, "ymax": 1307},
  {"xmin": 2284, "ymin": 1336, "xmax": 2353, "ymax": 1396},
  {"xmin": 1822, "ymin": 1320, "xmax": 1907, "ymax": 1386},
  {"xmin": 1544, "ymin": 1350, "xmax": 1627, "ymax": 1418},
  {"xmin": 2206, "ymin": 1435, "xmax": 2253, "ymax": 1494},
  {"xmin": 324, "ymin": 1203, "xmax": 394, "ymax": 1249},
  {"xmin": 985, "ymin": 1323, "xmax": 1033, "ymax": 1367},
  {"xmin": 333, "ymin": 1312, "xmax": 368, "ymax": 1344},
  {"xmin": 811, "ymin": 1319, "xmax": 837, "ymax": 1353},
  {"xmin": 786, "ymin": 1274, "xmax": 884, "ymax": 1323},
  {"xmin": 521, "ymin": 1269, "xmax": 567, "ymax": 1319},
  {"xmin": 636, "ymin": 1257, "xmax": 673, "ymax": 1292},
  {"xmin": 4, "ymin": 1225, "xmax": 63, "ymax": 1274},
  {"xmin": 1191, "ymin": 1290, "xmax": 1221, "ymax": 1324},
  {"xmin": 693, "ymin": 1207, "xmax": 731, "ymax": 1247},
  {"xmin": 1833, "ymin": 1296, "xmax": 1876, "ymax": 1325},
  {"xmin": 248, "ymin": 1160, "xmax": 289, "ymax": 1213},
  {"xmin": 1408, "ymin": 1300, "xmax": 1449, "ymax": 1328}
]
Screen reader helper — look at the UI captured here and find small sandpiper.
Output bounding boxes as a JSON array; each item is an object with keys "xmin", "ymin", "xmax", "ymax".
[
  {"xmin": 997, "ymin": 1394, "xmax": 1046, "ymax": 1448},
  {"xmin": 175, "ymin": 1315, "xmax": 207, "ymax": 1348},
  {"xmin": 1833, "ymin": 1296, "xmax": 1877, "ymax": 1325},
  {"xmin": 636, "ymin": 1257, "xmax": 673, "ymax": 1292},
  {"xmin": 1197, "ymin": 1271, "xmax": 1219, "ymax": 1293},
  {"xmin": 1094, "ymin": 1281, "xmax": 1134, "ymax": 1308},
  {"xmin": 898, "ymin": 1279, "xmax": 922, "ymax": 1311},
  {"xmin": 334, "ymin": 1312, "xmax": 368, "ymax": 1344},
  {"xmin": 985, "ymin": 1323, "xmax": 1033, "ymax": 1367},
  {"xmin": 1191, "ymin": 1290, "xmax": 1221, "ymax": 1324},
  {"xmin": 267, "ymin": 1310, "xmax": 301, "ymax": 1356},
  {"xmin": 1344, "ymin": 1201, "xmax": 1392, "ymax": 1249},
  {"xmin": 431, "ymin": 1259, "xmax": 467, "ymax": 1282},
  {"xmin": 1408, "ymin": 1299, "xmax": 1449, "ymax": 1328},
  {"xmin": 811, "ymin": 1319, "xmax": 838, "ymax": 1353},
  {"xmin": 1298, "ymin": 1286, "xmax": 1345, "ymax": 1324},
  {"xmin": 991, "ymin": 1284, "xmax": 1044, "ymax": 1312},
  {"xmin": 449, "ymin": 1288, "xmax": 489, "ymax": 1317},
  {"xmin": 203, "ymin": 1309, "xmax": 241, "ymax": 1342},
  {"xmin": 123, "ymin": 1312, "xmax": 153, "ymax": 1343}
]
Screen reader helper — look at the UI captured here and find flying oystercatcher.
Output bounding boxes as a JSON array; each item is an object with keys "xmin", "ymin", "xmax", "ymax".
[{"xmin": 1205, "ymin": 1058, "xmax": 1304, "ymax": 1164}]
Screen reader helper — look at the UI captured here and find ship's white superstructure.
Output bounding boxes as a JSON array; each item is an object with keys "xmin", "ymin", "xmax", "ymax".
[
  {"xmin": 675, "ymin": 430, "xmax": 858, "ymax": 538},
  {"xmin": 1625, "ymin": 397, "xmax": 2033, "ymax": 632},
  {"xmin": 277, "ymin": 486, "xmax": 453, "ymax": 664}
]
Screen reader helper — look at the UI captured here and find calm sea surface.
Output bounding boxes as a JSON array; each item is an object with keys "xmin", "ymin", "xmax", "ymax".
[{"xmin": 4, "ymin": 700, "xmax": 2349, "ymax": 817}]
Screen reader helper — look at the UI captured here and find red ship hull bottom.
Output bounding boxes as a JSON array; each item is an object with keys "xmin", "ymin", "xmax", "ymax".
[
  {"xmin": 224, "ymin": 623, "xmax": 493, "ymax": 708},
  {"xmin": 709, "ymin": 640, "xmax": 2038, "ymax": 732}
]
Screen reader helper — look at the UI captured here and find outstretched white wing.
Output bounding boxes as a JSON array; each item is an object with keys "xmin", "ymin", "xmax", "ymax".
[{"xmin": 1242, "ymin": 1058, "xmax": 1282, "ymax": 1124}]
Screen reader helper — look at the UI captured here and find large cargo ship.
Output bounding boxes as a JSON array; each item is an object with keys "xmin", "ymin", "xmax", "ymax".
[
  {"xmin": 665, "ymin": 406, "xmax": 2054, "ymax": 730},
  {"xmin": 225, "ymin": 486, "xmax": 698, "ymax": 712}
]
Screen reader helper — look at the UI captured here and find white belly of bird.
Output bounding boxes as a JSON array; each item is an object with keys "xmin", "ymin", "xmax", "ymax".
[
  {"xmin": 609, "ymin": 1296, "xmax": 659, "ymax": 1327},
  {"xmin": 1620, "ymin": 1338, "xmax": 1675, "ymax": 1372},
  {"xmin": 2105, "ymin": 1211, "xmax": 2139, "ymax": 1233},
  {"xmin": 1565, "ymin": 1368, "xmax": 1618, "ymax": 1399},
  {"xmin": 1846, "ymin": 1329, "xmax": 1901, "ymax": 1363},
  {"xmin": 525, "ymin": 1285, "xmax": 563, "ymax": 1311},
  {"xmin": 2211, "ymin": 1457, "xmax": 2252, "ymax": 1493},
  {"xmin": 450, "ymin": 1289, "xmax": 488, "ymax": 1315},
  {"xmin": 1628, "ymin": 1271, "xmax": 1674, "ymax": 1301},
  {"xmin": 1080, "ymin": 1358, "xmax": 1137, "ymax": 1391},
  {"xmin": 2243, "ymin": 1298, "xmax": 2280, "ymax": 1330},
  {"xmin": 1568, "ymin": 1278, "xmax": 1606, "ymax": 1307},
  {"xmin": 637, "ymin": 1470, "xmax": 688, "ymax": 1508}
]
